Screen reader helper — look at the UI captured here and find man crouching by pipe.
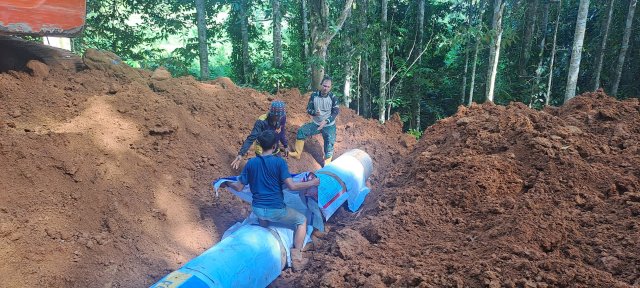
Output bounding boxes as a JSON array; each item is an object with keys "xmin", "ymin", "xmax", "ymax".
[{"xmin": 220, "ymin": 130, "xmax": 320, "ymax": 271}]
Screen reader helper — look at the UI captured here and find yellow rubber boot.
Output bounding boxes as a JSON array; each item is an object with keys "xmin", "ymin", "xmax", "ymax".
[
  {"xmin": 255, "ymin": 114, "xmax": 268, "ymax": 156},
  {"xmin": 323, "ymin": 156, "xmax": 332, "ymax": 166},
  {"xmin": 289, "ymin": 140, "xmax": 305, "ymax": 159}
]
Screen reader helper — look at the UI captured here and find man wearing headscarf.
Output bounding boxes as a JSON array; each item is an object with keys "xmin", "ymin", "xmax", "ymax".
[{"xmin": 231, "ymin": 100, "xmax": 288, "ymax": 169}]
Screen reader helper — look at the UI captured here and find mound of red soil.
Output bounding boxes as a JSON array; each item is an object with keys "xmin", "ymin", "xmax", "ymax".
[
  {"xmin": 293, "ymin": 90, "xmax": 639, "ymax": 287},
  {"xmin": 0, "ymin": 57, "xmax": 411, "ymax": 287}
]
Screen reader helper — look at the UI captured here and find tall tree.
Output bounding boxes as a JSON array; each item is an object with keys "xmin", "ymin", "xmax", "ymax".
[
  {"xmin": 239, "ymin": 0, "xmax": 251, "ymax": 84},
  {"xmin": 302, "ymin": 0, "xmax": 310, "ymax": 74},
  {"xmin": 379, "ymin": 0, "xmax": 388, "ymax": 123},
  {"xmin": 564, "ymin": 0, "xmax": 590, "ymax": 103},
  {"xmin": 468, "ymin": 0, "xmax": 485, "ymax": 107},
  {"xmin": 359, "ymin": 0, "xmax": 372, "ymax": 118},
  {"xmin": 417, "ymin": 0, "xmax": 425, "ymax": 62},
  {"xmin": 461, "ymin": 0, "xmax": 472, "ymax": 105},
  {"xmin": 361, "ymin": 58, "xmax": 372, "ymax": 117},
  {"xmin": 309, "ymin": 0, "xmax": 355, "ymax": 89},
  {"xmin": 195, "ymin": 0, "xmax": 210, "ymax": 80},
  {"xmin": 592, "ymin": 0, "xmax": 615, "ymax": 91},
  {"xmin": 343, "ymin": 19, "xmax": 355, "ymax": 109},
  {"xmin": 344, "ymin": 58, "xmax": 353, "ymax": 108},
  {"xmin": 485, "ymin": 0, "xmax": 505, "ymax": 102},
  {"xmin": 519, "ymin": 0, "xmax": 540, "ymax": 77},
  {"xmin": 416, "ymin": 0, "xmax": 425, "ymax": 129},
  {"xmin": 611, "ymin": 0, "xmax": 637, "ymax": 96},
  {"xmin": 272, "ymin": 0, "xmax": 283, "ymax": 68},
  {"xmin": 546, "ymin": 0, "xmax": 562, "ymax": 105},
  {"xmin": 531, "ymin": 0, "xmax": 550, "ymax": 105},
  {"xmin": 356, "ymin": 56, "xmax": 362, "ymax": 115}
]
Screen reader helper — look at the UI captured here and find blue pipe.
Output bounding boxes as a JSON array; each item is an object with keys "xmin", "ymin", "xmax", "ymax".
[
  {"xmin": 151, "ymin": 225, "xmax": 286, "ymax": 288},
  {"xmin": 151, "ymin": 149, "xmax": 373, "ymax": 288}
]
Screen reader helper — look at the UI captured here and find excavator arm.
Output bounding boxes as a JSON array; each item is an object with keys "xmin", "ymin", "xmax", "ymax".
[
  {"xmin": 0, "ymin": 1, "xmax": 86, "ymax": 73},
  {"xmin": 0, "ymin": 0, "xmax": 86, "ymax": 37}
]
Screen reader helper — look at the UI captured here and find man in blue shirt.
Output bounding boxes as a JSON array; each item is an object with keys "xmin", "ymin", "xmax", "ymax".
[{"xmin": 222, "ymin": 130, "xmax": 320, "ymax": 271}]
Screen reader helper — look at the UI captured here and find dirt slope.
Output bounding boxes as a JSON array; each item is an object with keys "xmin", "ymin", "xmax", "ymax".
[
  {"xmin": 0, "ymin": 58, "xmax": 411, "ymax": 287},
  {"xmin": 1, "ymin": 54, "xmax": 638, "ymax": 288},
  {"xmin": 292, "ymin": 91, "xmax": 640, "ymax": 287}
]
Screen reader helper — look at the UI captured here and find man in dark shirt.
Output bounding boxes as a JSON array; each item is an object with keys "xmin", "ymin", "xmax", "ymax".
[
  {"xmin": 222, "ymin": 130, "xmax": 320, "ymax": 271},
  {"xmin": 289, "ymin": 76, "xmax": 339, "ymax": 166},
  {"xmin": 232, "ymin": 100, "xmax": 288, "ymax": 169}
]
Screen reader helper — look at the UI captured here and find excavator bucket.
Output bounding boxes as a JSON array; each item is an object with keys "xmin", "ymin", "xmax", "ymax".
[{"xmin": 0, "ymin": 0, "xmax": 86, "ymax": 37}]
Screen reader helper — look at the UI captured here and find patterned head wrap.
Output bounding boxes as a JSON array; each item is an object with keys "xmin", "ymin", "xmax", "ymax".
[{"xmin": 269, "ymin": 100, "xmax": 286, "ymax": 117}]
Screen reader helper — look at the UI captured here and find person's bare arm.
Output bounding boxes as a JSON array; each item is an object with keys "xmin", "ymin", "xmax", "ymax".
[
  {"xmin": 284, "ymin": 177, "xmax": 319, "ymax": 191},
  {"xmin": 221, "ymin": 181, "xmax": 245, "ymax": 191}
]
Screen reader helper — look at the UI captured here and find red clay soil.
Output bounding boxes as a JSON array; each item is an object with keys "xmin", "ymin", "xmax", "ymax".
[
  {"xmin": 0, "ymin": 56, "xmax": 412, "ymax": 287},
  {"xmin": 1, "ymin": 53, "xmax": 638, "ymax": 288},
  {"xmin": 288, "ymin": 91, "xmax": 640, "ymax": 287}
]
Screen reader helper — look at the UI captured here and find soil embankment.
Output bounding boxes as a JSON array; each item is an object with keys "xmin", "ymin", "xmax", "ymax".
[{"xmin": 1, "ymin": 52, "xmax": 638, "ymax": 287}]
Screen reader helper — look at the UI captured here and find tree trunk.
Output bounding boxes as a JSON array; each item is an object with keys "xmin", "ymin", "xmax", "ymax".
[
  {"xmin": 546, "ymin": 0, "xmax": 561, "ymax": 105},
  {"xmin": 302, "ymin": 0, "xmax": 310, "ymax": 79},
  {"xmin": 519, "ymin": 0, "xmax": 539, "ymax": 77},
  {"xmin": 592, "ymin": 0, "xmax": 615, "ymax": 91},
  {"xmin": 344, "ymin": 19, "xmax": 354, "ymax": 109},
  {"xmin": 415, "ymin": 0, "xmax": 425, "ymax": 128},
  {"xmin": 485, "ymin": 0, "xmax": 505, "ymax": 102},
  {"xmin": 302, "ymin": 0, "xmax": 309, "ymax": 59},
  {"xmin": 532, "ymin": 0, "xmax": 550, "ymax": 105},
  {"xmin": 387, "ymin": 61, "xmax": 392, "ymax": 117},
  {"xmin": 461, "ymin": 0, "xmax": 472, "ymax": 105},
  {"xmin": 469, "ymin": 39, "xmax": 480, "ymax": 106},
  {"xmin": 468, "ymin": 0, "xmax": 485, "ymax": 107},
  {"xmin": 361, "ymin": 57, "xmax": 371, "ymax": 118},
  {"xmin": 240, "ymin": 0, "xmax": 250, "ymax": 84},
  {"xmin": 357, "ymin": 0, "xmax": 370, "ymax": 118},
  {"xmin": 356, "ymin": 55, "xmax": 361, "ymax": 115},
  {"xmin": 564, "ymin": 0, "xmax": 590, "ymax": 103},
  {"xmin": 416, "ymin": 104, "xmax": 421, "ymax": 131},
  {"xmin": 417, "ymin": 0, "xmax": 425, "ymax": 62},
  {"xmin": 379, "ymin": 0, "xmax": 388, "ymax": 123},
  {"xmin": 272, "ymin": 0, "xmax": 283, "ymax": 68},
  {"xmin": 611, "ymin": 0, "xmax": 637, "ymax": 96},
  {"xmin": 195, "ymin": 0, "xmax": 209, "ymax": 80},
  {"xmin": 309, "ymin": 0, "xmax": 354, "ymax": 90},
  {"xmin": 344, "ymin": 62, "xmax": 352, "ymax": 108}
]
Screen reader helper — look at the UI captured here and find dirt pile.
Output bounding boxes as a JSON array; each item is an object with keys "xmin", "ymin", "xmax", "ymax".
[
  {"xmin": 0, "ymin": 56, "xmax": 411, "ymax": 287},
  {"xmin": 2, "ymin": 50, "xmax": 638, "ymax": 288},
  {"xmin": 294, "ymin": 90, "xmax": 639, "ymax": 287}
]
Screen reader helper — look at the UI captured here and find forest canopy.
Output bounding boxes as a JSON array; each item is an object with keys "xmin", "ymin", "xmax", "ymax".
[{"xmin": 69, "ymin": 0, "xmax": 640, "ymax": 132}]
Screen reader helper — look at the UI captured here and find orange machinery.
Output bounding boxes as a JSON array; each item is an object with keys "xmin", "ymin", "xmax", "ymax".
[
  {"xmin": 0, "ymin": 0, "xmax": 87, "ymax": 72},
  {"xmin": 0, "ymin": 0, "xmax": 86, "ymax": 36}
]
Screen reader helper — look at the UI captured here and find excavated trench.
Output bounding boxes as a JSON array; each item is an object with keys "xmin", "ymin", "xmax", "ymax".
[{"xmin": 0, "ymin": 49, "xmax": 638, "ymax": 287}]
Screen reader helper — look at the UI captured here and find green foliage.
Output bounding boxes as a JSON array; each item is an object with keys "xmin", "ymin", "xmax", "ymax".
[
  {"xmin": 67, "ymin": 0, "xmax": 640, "ymax": 132},
  {"xmin": 406, "ymin": 129, "xmax": 423, "ymax": 140},
  {"xmin": 75, "ymin": 0, "xmax": 171, "ymax": 61},
  {"xmin": 257, "ymin": 67, "xmax": 293, "ymax": 93}
]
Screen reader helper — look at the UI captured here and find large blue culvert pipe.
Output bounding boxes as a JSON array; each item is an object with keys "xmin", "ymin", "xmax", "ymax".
[
  {"xmin": 150, "ymin": 224, "xmax": 286, "ymax": 288},
  {"xmin": 151, "ymin": 149, "xmax": 373, "ymax": 288}
]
